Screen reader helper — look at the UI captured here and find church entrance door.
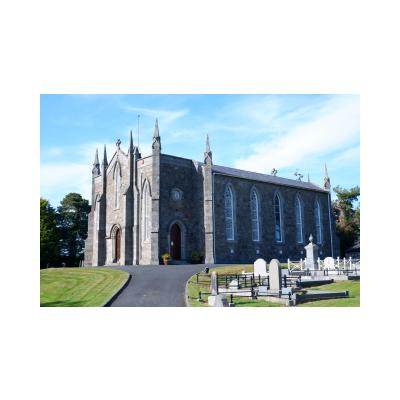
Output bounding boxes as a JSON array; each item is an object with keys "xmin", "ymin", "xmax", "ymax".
[
  {"xmin": 115, "ymin": 228, "xmax": 121, "ymax": 262},
  {"xmin": 170, "ymin": 223, "xmax": 181, "ymax": 260}
]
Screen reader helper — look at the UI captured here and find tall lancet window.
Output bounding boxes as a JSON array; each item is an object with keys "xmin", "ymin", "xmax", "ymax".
[
  {"xmin": 114, "ymin": 163, "xmax": 121, "ymax": 209},
  {"xmin": 274, "ymin": 193, "xmax": 283, "ymax": 242},
  {"xmin": 224, "ymin": 185, "xmax": 235, "ymax": 240},
  {"xmin": 295, "ymin": 195, "xmax": 304, "ymax": 243},
  {"xmin": 250, "ymin": 189, "xmax": 260, "ymax": 241},
  {"xmin": 314, "ymin": 200, "xmax": 322, "ymax": 244},
  {"xmin": 142, "ymin": 182, "xmax": 151, "ymax": 241}
]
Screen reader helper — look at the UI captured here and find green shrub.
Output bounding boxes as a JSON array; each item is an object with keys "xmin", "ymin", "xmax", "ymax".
[{"xmin": 190, "ymin": 251, "xmax": 203, "ymax": 263}]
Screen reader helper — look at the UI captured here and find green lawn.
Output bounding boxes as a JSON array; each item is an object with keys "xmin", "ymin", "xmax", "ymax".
[
  {"xmin": 40, "ymin": 268, "xmax": 129, "ymax": 307},
  {"xmin": 186, "ymin": 265, "xmax": 359, "ymax": 307},
  {"xmin": 298, "ymin": 280, "xmax": 360, "ymax": 307}
]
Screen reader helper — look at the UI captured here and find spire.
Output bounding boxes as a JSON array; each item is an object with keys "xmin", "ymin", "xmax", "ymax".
[
  {"xmin": 92, "ymin": 148, "xmax": 100, "ymax": 176},
  {"xmin": 324, "ymin": 163, "xmax": 331, "ymax": 190},
  {"xmin": 204, "ymin": 134, "xmax": 213, "ymax": 164},
  {"xmin": 323, "ymin": 163, "xmax": 331, "ymax": 190},
  {"xmin": 93, "ymin": 148, "xmax": 99, "ymax": 165},
  {"xmin": 102, "ymin": 144, "xmax": 108, "ymax": 167},
  {"xmin": 307, "ymin": 173, "xmax": 310, "ymax": 183},
  {"xmin": 152, "ymin": 118, "xmax": 161, "ymax": 151},
  {"xmin": 128, "ymin": 130, "xmax": 134, "ymax": 154},
  {"xmin": 153, "ymin": 118, "xmax": 160, "ymax": 138}
]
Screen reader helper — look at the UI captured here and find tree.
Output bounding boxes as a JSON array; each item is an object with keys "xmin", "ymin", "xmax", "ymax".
[
  {"xmin": 332, "ymin": 186, "xmax": 360, "ymax": 256},
  {"xmin": 57, "ymin": 193, "xmax": 90, "ymax": 266},
  {"xmin": 40, "ymin": 198, "xmax": 60, "ymax": 268}
]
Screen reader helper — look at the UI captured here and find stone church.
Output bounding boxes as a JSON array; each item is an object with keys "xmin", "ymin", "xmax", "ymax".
[{"xmin": 84, "ymin": 120, "xmax": 338, "ymax": 266}]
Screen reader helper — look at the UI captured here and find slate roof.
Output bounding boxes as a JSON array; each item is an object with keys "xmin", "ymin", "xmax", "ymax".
[{"xmin": 212, "ymin": 164, "xmax": 327, "ymax": 192}]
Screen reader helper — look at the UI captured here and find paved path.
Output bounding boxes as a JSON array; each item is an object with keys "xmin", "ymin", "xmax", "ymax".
[{"xmin": 109, "ymin": 264, "xmax": 207, "ymax": 307}]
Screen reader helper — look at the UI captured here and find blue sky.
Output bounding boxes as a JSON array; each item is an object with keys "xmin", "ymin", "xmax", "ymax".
[{"xmin": 40, "ymin": 94, "xmax": 360, "ymax": 206}]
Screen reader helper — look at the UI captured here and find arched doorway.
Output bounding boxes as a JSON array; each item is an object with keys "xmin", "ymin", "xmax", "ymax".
[
  {"xmin": 114, "ymin": 227, "xmax": 121, "ymax": 262},
  {"xmin": 170, "ymin": 223, "xmax": 181, "ymax": 260}
]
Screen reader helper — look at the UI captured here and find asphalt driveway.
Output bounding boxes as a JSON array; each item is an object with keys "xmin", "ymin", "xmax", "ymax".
[{"xmin": 108, "ymin": 264, "xmax": 207, "ymax": 307}]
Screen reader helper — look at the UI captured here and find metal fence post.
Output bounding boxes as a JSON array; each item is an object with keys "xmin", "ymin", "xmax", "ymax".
[{"xmin": 284, "ymin": 275, "xmax": 287, "ymax": 288}]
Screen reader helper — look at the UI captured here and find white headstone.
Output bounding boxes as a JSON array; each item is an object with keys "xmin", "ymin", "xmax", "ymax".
[
  {"xmin": 210, "ymin": 271, "xmax": 218, "ymax": 295},
  {"xmin": 254, "ymin": 258, "xmax": 268, "ymax": 276},
  {"xmin": 269, "ymin": 259, "xmax": 282, "ymax": 291},
  {"xmin": 229, "ymin": 279, "xmax": 239, "ymax": 289},
  {"xmin": 324, "ymin": 257, "xmax": 335, "ymax": 269}
]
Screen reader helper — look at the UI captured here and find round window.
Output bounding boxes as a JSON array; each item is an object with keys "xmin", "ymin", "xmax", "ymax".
[{"xmin": 171, "ymin": 189, "xmax": 182, "ymax": 201}]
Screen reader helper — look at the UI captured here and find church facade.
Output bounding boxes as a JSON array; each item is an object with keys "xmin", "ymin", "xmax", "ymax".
[{"xmin": 84, "ymin": 120, "xmax": 338, "ymax": 266}]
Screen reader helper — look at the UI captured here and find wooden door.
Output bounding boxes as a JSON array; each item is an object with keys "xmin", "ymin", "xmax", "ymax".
[
  {"xmin": 115, "ymin": 228, "xmax": 121, "ymax": 261},
  {"xmin": 170, "ymin": 224, "xmax": 181, "ymax": 260}
]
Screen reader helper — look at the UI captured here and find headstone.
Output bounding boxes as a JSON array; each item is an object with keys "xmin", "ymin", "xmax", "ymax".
[
  {"xmin": 304, "ymin": 234, "xmax": 319, "ymax": 270},
  {"xmin": 258, "ymin": 286, "xmax": 269, "ymax": 296},
  {"xmin": 269, "ymin": 259, "xmax": 282, "ymax": 291},
  {"xmin": 229, "ymin": 279, "xmax": 238, "ymax": 289},
  {"xmin": 210, "ymin": 271, "xmax": 218, "ymax": 295},
  {"xmin": 324, "ymin": 257, "xmax": 335, "ymax": 269},
  {"xmin": 254, "ymin": 258, "xmax": 268, "ymax": 276}
]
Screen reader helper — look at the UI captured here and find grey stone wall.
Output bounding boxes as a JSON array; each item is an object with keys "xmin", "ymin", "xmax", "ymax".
[
  {"xmin": 213, "ymin": 173, "xmax": 336, "ymax": 264},
  {"xmin": 158, "ymin": 155, "xmax": 205, "ymax": 262}
]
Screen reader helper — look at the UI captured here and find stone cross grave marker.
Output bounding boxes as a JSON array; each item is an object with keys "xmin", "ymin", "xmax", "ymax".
[
  {"xmin": 269, "ymin": 259, "xmax": 282, "ymax": 292},
  {"xmin": 305, "ymin": 234, "xmax": 319, "ymax": 270},
  {"xmin": 254, "ymin": 258, "xmax": 268, "ymax": 276}
]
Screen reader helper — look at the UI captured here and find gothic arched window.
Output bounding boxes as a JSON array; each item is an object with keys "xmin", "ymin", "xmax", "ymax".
[
  {"xmin": 224, "ymin": 185, "xmax": 235, "ymax": 240},
  {"xmin": 314, "ymin": 199, "xmax": 322, "ymax": 244},
  {"xmin": 250, "ymin": 189, "xmax": 260, "ymax": 241},
  {"xmin": 114, "ymin": 163, "xmax": 121, "ymax": 209},
  {"xmin": 274, "ymin": 193, "xmax": 283, "ymax": 242},
  {"xmin": 295, "ymin": 195, "xmax": 304, "ymax": 243},
  {"xmin": 142, "ymin": 182, "xmax": 151, "ymax": 241}
]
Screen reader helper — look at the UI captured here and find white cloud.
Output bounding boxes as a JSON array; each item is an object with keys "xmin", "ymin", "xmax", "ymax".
[
  {"xmin": 123, "ymin": 106, "xmax": 188, "ymax": 125},
  {"xmin": 42, "ymin": 147, "xmax": 64, "ymax": 158},
  {"xmin": 234, "ymin": 95, "xmax": 359, "ymax": 173},
  {"xmin": 41, "ymin": 163, "xmax": 92, "ymax": 203},
  {"xmin": 41, "ymin": 139, "xmax": 154, "ymax": 206}
]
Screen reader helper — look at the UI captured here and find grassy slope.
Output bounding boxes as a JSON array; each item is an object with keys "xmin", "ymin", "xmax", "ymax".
[
  {"xmin": 298, "ymin": 280, "xmax": 360, "ymax": 307},
  {"xmin": 40, "ymin": 268, "xmax": 129, "ymax": 307}
]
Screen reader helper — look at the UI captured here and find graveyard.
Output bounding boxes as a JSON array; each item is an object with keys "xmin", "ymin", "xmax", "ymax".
[
  {"xmin": 186, "ymin": 235, "xmax": 360, "ymax": 307},
  {"xmin": 186, "ymin": 264, "xmax": 360, "ymax": 307}
]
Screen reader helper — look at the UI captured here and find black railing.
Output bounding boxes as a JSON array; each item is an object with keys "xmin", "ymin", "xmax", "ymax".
[{"xmin": 195, "ymin": 272, "xmax": 302, "ymax": 292}]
